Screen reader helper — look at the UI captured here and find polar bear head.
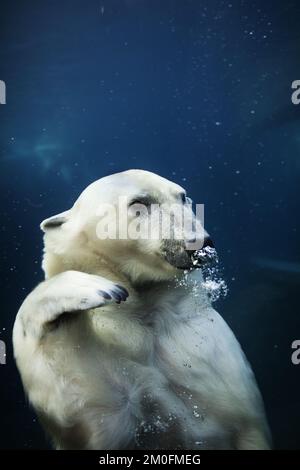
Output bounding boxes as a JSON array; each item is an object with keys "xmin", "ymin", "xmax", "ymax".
[{"xmin": 40, "ymin": 170, "xmax": 213, "ymax": 283}]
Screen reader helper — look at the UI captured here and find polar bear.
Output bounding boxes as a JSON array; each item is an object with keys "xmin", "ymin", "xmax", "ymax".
[{"xmin": 13, "ymin": 170, "xmax": 270, "ymax": 450}]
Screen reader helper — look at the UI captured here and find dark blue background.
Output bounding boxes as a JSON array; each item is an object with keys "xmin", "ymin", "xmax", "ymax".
[{"xmin": 0, "ymin": 0, "xmax": 299, "ymax": 448}]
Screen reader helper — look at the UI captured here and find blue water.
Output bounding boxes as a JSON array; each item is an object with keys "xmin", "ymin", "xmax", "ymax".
[{"xmin": 0, "ymin": 0, "xmax": 299, "ymax": 448}]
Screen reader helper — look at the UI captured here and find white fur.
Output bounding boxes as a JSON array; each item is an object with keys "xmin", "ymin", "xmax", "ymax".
[{"xmin": 13, "ymin": 170, "xmax": 270, "ymax": 449}]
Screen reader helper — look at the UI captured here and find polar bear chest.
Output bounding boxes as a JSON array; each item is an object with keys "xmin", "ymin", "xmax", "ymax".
[{"xmin": 43, "ymin": 297, "xmax": 255, "ymax": 449}]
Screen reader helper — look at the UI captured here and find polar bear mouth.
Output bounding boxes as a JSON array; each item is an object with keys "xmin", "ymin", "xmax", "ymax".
[{"xmin": 162, "ymin": 240, "xmax": 218, "ymax": 270}]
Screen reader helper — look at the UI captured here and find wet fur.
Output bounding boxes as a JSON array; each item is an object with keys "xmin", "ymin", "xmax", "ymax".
[{"xmin": 13, "ymin": 170, "xmax": 271, "ymax": 449}]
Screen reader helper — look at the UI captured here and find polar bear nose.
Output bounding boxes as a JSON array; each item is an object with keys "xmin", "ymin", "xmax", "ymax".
[
  {"xmin": 203, "ymin": 236, "xmax": 214, "ymax": 249},
  {"xmin": 186, "ymin": 235, "xmax": 214, "ymax": 248}
]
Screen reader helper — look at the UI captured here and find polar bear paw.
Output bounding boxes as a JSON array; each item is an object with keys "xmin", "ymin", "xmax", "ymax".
[
  {"xmin": 44, "ymin": 270, "xmax": 129, "ymax": 313},
  {"xmin": 14, "ymin": 271, "xmax": 130, "ymax": 344}
]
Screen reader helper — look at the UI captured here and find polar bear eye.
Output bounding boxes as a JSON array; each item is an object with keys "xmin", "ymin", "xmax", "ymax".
[
  {"xmin": 130, "ymin": 200, "xmax": 149, "ymax": 207},
  {"xmin": 129, "ymin": 197, "xmax": 153, "ymax": 217},
  {"xmin": 180, "ymin": 193, "xmax": 187, "ymax": 204},
  {"xmin": 129, "ymin": 196, "xmax": 152, "ymax": 208}
]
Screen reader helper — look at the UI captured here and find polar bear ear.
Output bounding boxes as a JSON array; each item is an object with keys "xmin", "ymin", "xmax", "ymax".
[{"xmin": 40, "ymin": 210, "xmax": 70, "ymax": 232}]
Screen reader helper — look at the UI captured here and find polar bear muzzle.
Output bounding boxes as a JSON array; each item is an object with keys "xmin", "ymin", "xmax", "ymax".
[{"xmin": 162, "ymin": 235, "xmax": 215, "ymax": 270}]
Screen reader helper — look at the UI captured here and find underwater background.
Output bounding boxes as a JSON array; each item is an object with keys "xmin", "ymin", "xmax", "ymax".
[{"xmin": 0, "ymin": 0, "xmax": 299, "ymax": 449}]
